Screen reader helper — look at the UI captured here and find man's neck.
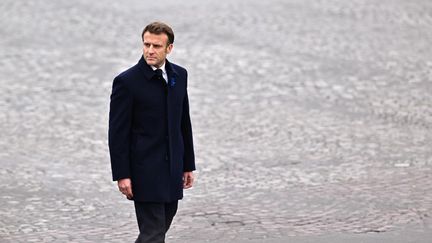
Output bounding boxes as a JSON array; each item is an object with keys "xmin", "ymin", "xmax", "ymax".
[{"xmin": 151, "ymin": 61, "xmax": 166, "ymax": 71}]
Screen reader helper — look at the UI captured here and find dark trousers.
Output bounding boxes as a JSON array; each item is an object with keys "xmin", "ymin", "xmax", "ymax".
[{"xmin": 134, "ymin": 200, "xmax": 178, "ymax": 243}]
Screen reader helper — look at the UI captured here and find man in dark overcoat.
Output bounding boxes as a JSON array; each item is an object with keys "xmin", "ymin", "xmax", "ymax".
[{"xmin": 108, "ymin": 21, "xmax": 196, "ymax": 243}]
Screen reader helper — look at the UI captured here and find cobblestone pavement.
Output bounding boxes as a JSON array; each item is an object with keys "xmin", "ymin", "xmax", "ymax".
[{"xmin": 1, "ymin": 0, "xmax": 432, "ymax": 242}]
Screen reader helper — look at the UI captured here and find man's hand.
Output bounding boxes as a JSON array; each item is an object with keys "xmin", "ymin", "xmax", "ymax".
[
  {"xmin": 118, "ymin": 178, "xmax": 133, "ymax": 199},
  {"xmin": 183, "ymin": 171, "xmax": 194, "ymax": 189}
]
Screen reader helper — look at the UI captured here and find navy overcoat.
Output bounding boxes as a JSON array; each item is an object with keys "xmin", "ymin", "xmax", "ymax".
[{"xmin": 108, "ymin": 56, "xmax": 195, "ymax": 202}]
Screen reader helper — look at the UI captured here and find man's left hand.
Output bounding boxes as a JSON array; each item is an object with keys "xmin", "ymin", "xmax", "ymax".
[{"xmin": 183, "ymin": 171, "xmax": 194, "ymax": 189}]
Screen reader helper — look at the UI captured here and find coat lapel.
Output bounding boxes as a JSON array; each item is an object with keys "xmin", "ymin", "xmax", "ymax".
[
  {"xmin": 165, "ymin": 59, "xmax": 178, "ymax": 88},
  {"xmin": 137, "ymin": 56, "xmax": 156, "ymax": 81}
]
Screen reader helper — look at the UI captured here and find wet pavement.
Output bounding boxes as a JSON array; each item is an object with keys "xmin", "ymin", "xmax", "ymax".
[{"xmin": 1, "ymin": 0, "xmax": 432, "ymax": 242}]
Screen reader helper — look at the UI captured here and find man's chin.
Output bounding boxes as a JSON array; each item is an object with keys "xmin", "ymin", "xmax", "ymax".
[{"xmin": 146, "ymin": 60, "xmax": 160, "ymax": 67}]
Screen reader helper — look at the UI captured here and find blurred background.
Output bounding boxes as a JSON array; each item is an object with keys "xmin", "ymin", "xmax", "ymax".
[{"xmin": 1, "ymin": 0, "xmax": 431, "ymax": 242}]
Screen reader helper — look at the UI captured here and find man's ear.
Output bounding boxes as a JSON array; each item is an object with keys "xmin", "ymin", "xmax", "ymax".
[{"xmin": 166, "ymin": 43, "xmax": 173, "ymax": 54}]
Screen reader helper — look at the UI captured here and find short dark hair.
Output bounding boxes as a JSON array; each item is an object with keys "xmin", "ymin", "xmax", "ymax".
[{"xmin": 141, "ymin": 21, "xmax": 174, "ymax": 45}]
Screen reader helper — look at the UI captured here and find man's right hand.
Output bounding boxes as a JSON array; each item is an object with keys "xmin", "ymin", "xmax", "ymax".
[{"xmin": 118, "ymin": 178, "xmax": 133, "ymax": 200}]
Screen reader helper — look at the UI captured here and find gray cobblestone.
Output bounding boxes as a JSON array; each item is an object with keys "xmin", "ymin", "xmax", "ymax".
[{"xmin": 1, "ymin": 0, "xmax": 432, "ymax": 242}]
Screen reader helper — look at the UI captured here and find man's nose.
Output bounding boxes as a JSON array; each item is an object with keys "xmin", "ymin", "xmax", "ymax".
[{"xmin": 148, "ymin": 45, "xmax": 155, "ymax": 53}]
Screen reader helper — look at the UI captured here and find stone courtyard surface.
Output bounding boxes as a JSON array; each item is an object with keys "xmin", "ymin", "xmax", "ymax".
[{"xmin": 1, "ymin": 0, "xmax": 432, "ymax": 242}]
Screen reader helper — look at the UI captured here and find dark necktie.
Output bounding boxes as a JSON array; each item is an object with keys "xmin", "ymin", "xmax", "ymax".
[{"xmin": 155, "ymin": 69, "xmax": 166, "ymax": 83}]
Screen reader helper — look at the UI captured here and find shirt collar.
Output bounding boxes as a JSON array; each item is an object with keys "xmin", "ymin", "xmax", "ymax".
[{"xmin": 151, "ymin": 62, "xmax": 166, "ymax": 75}]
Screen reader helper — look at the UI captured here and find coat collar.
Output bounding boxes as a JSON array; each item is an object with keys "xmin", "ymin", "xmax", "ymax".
[{"xmin": 138, "ymin": 56, "xmax": 178, "ymax": 80}]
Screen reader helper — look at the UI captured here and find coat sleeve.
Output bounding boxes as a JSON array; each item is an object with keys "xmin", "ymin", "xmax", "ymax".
[
  {"xmin": 108, "ymin": 76, "xmax": 133, "ymax": 181},
  {"xmin": 181, "ymin": 71, "xmax": 196, "ymax": 172}
]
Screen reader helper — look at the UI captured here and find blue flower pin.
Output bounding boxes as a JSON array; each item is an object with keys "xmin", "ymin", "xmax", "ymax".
[{"xmin": 169, "ymin": 77, "xmax": 176, "ymax": 87}]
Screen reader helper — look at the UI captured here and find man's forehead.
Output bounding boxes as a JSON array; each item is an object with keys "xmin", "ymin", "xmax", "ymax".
[{"xmin": 143, "ymin": 32, "xmax": 168, "ymax": 42}]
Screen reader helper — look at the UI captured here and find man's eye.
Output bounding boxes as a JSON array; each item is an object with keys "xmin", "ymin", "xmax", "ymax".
[{"xmin": 144, "ymin": 43, "xmax": 151, "ymax": 47}]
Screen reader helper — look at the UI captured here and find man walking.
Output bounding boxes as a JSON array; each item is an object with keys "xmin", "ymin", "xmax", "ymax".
[{"xmin": 108, "ymin": 21, "xmax": 195, "ymax": 243}]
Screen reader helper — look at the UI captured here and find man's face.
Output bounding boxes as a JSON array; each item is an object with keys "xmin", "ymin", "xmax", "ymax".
[{"xmin": 142, "ymin": 32, "xmax": 173, "ymax": 68}]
